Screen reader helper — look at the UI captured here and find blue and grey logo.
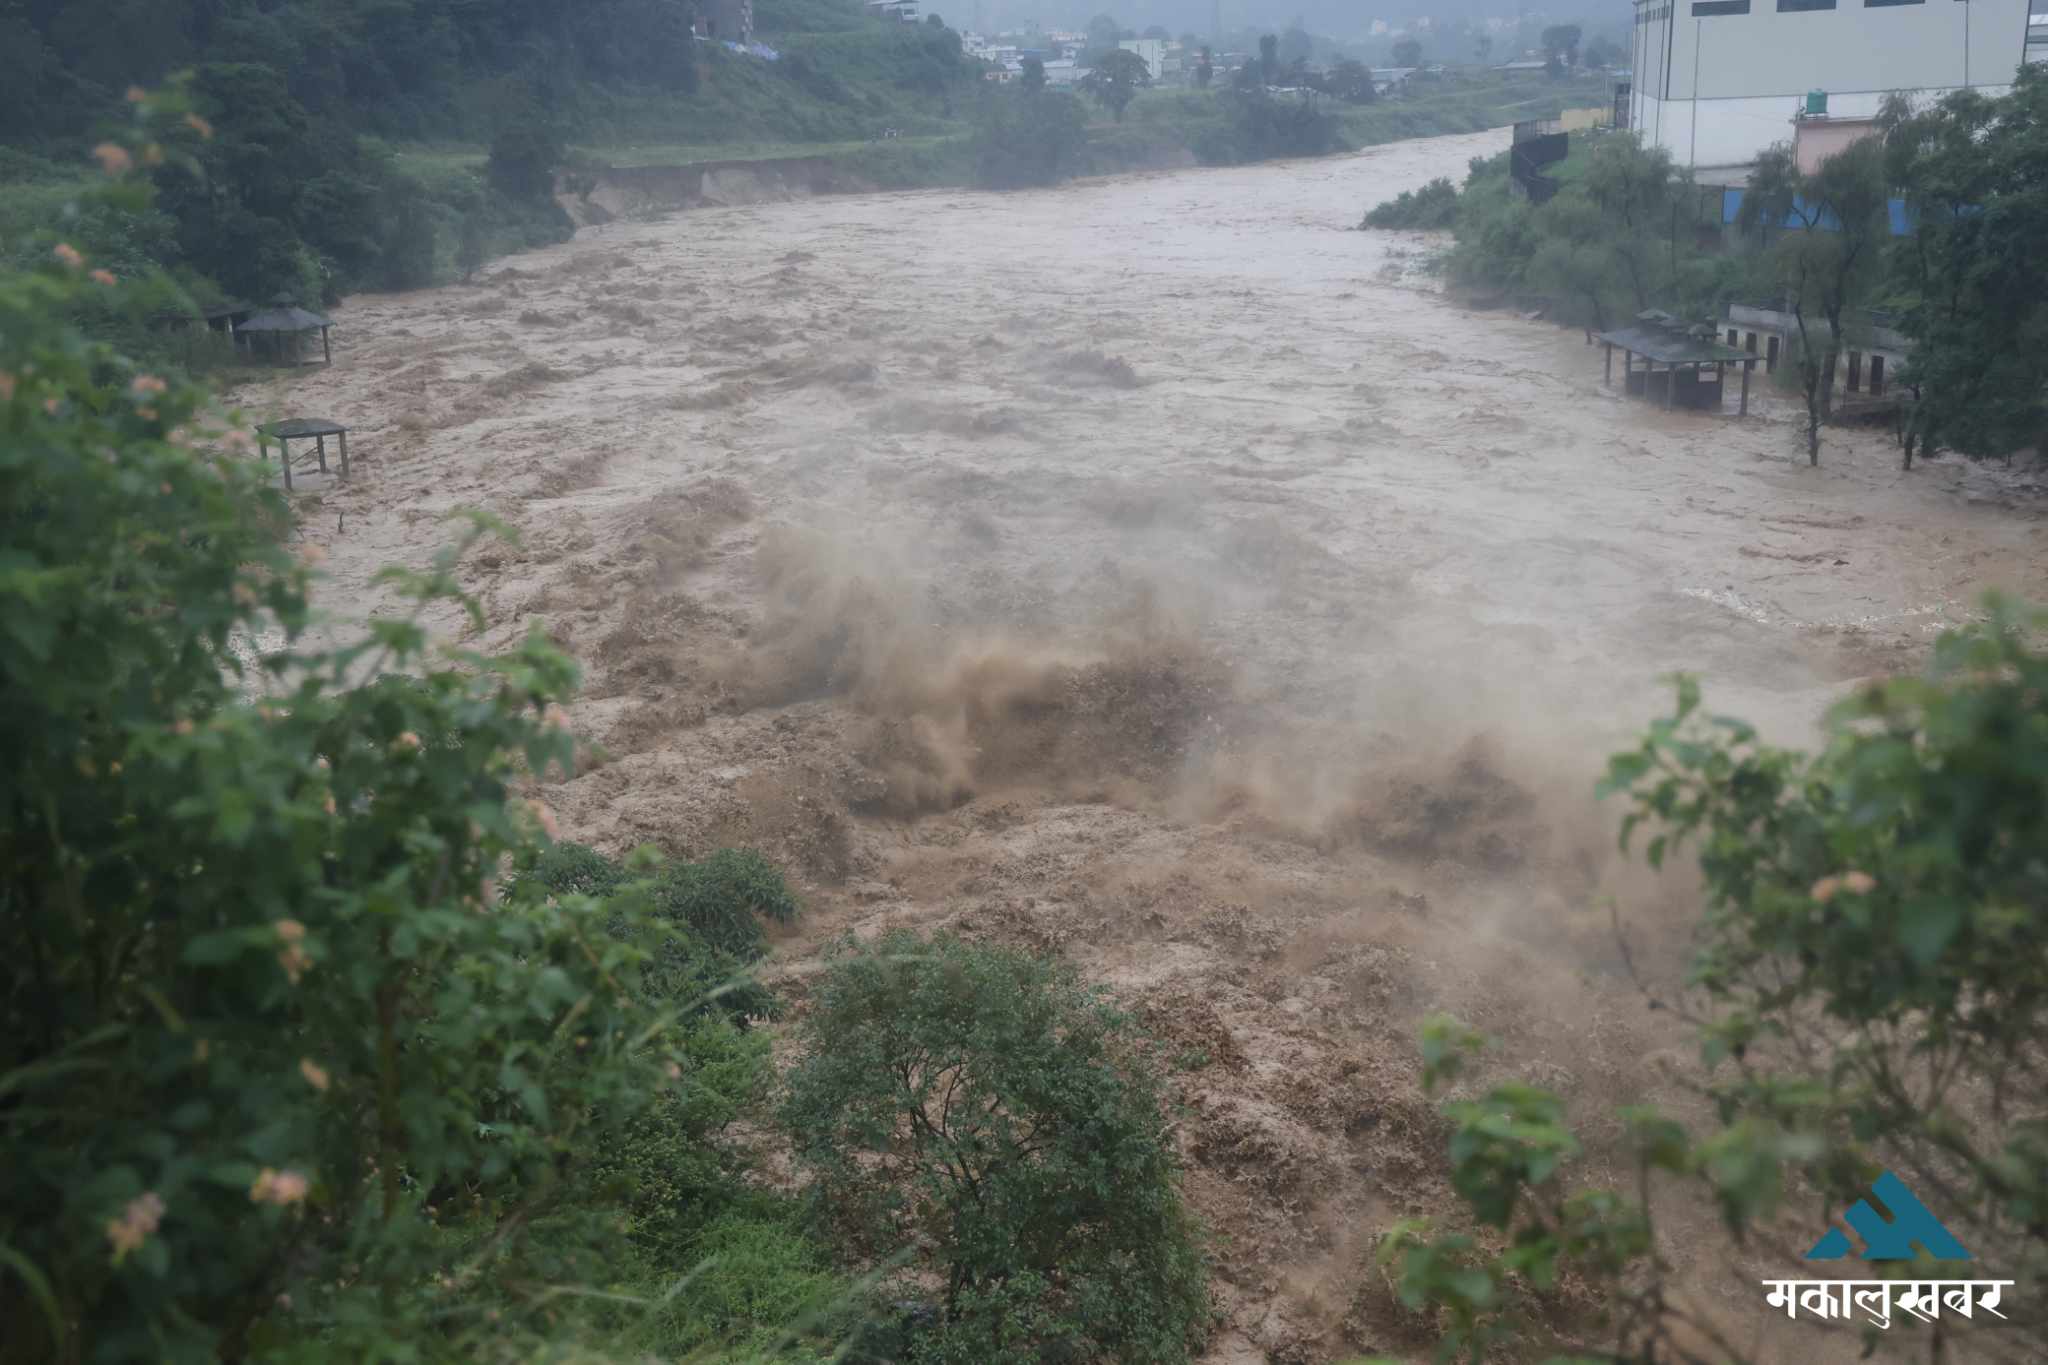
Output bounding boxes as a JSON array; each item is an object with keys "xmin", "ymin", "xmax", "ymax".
[{"xmin": 1805, "ymin": 1172, "xmax": 1972, "ymax": 1261}]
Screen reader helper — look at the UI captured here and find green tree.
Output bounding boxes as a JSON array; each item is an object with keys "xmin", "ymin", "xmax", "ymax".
[
  {"xmin": 0, "ymin": 171, "xmax": 720, "ymax": 1360},
  {"xmin": 1327, "ymin": 57, "xmax": 1377, "ymax": 105},
  {"xmin": 1541, "ymin": 23, "xmax": 1582, "ymax": 67},
  {"xmin": 1392, "ymin": 37, "xmax": 1422, "ymax": 69},
  {"xmin": 1881, "ymin": 70, "xmax": 2048, "ymax": 466},
  {"xmin": 1259, "ymin": 33, "xmax": 1281, "ymax": 84},
  {"xmin": 489, "ymin": 105, "xmax": 566, "ymax": 204},
  {"xmin": 971, "ymin": 85, "xmax": 1088, "ymax": 189},
  {"xmin": 457, "ymin": 209, "xmax": 488, "ymax": 283},
  {"xmin": 1198, "ymin": 84, "xmax": 1341, "ymax": 164},
  {"xmin": 1382, "ymin": 598, "xmax": 2048, "ymax": 1365},
  {"xmin": 1020, "ymin": 55, "xmax": 1046, "ymax": 91},
  {"xmin": 1279, "ymin": 24, "xmax": 1314, "ymax": 69},
  {"xmin": 1080, "ymin": 47, "xmax": 1152, "ymax": 123},
  {"xmin": 1739, "ymin": 139, "xmax": 1890, "ymax": 464},
  {"xmin": 1194, "ymin": 46, "xmax": 1214, "ymax": 88},
  {"xmin": 1585, "ymin": 34, "xmax": 1625, "ymax": 70},
  {"xmin": 783, "ymin": 932, "xmax": 1212, "ymax": 1364},
  {"xmin": 1475, "ymin": 33, "xmax": 1494, "ymax": 65},
  {"xmin": 1448, "ymin": 134, "xmax": 1705, "ymax": 333},
  {"xmin": 1363, "ymin": 177, "xmax": 1461, "ymax": 231}
]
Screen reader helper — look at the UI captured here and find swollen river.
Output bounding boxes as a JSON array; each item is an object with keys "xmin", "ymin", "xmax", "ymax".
[{"xmin": 234, "ymin": 128, "xmax": 2042, "ymax": 1362}]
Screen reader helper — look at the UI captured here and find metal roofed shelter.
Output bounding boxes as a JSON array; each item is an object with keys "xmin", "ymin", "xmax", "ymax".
[
  {"xmin": 1597, "ymin": 314, "xmax": 1759, "ymax": 416},
  {"xmin": 256, "ymin": 418, "xmax": 349, "ymax": 491},
  {"xmin": 238, "ymin": 304, "xmax": 333, "ymax": 366}
]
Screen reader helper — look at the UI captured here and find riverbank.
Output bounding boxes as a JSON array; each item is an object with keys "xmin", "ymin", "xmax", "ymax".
[{"xmin": 544, "ymin": 71, "xmax": 1614, "ymax": 225}]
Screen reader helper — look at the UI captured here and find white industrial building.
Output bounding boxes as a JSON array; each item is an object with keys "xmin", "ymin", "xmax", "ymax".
[
  {"xmin": 1118, "ymin": 37, "xmax": 1171, "ymax": 81},
  {"xmin": 1628, "ymin": 0, "xmax": 2037, "ymax": 174}
]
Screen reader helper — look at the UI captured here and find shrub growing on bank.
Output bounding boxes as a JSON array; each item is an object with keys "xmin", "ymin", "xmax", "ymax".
[
  {"xmin": 1362, "ymin": 176, "xmax": 1460, "ymax": 229},
  {"xmin": 783, "ymin": 931, "xmax": 1213, "ymax": 1364},
  {"xmin": 972, "ymin": 85, "xmax": 1088, "ymax": 189}
]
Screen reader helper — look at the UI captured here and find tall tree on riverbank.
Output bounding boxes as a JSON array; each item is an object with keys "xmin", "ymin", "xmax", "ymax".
[
  {"xmin": 1881, "ymin": 70, "xmax": 2048, "ymax": 468},
  {"xmin": 1081, "ymin": 47, "xmax": 1151, "ymax": 122},
  {"xmin": 1541, "ymin": 24, "xmax": 1582, "ymax": 68},
  {"xmin": 1739, "ymin": 139, "xmax": 1890, "ymax": 465}
]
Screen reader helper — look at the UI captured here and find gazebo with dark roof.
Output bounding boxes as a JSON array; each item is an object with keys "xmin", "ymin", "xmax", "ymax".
[
  {"xmin": 238, "ymin": 298, "xmax": 334, "ymax": 366},
  {"xmin": 1597, "ymin": 311, "xmax": 1759, "ymax": 415}
]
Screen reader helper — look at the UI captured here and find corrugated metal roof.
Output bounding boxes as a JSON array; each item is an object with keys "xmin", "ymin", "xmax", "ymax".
[{"xmin": 1597, "ymin": 324, "xmax": 1753, "ymax": 365}]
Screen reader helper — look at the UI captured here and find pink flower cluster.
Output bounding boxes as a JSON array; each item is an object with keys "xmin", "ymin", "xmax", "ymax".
[
  {"xmin": 249, "ymin": 1169, "xmax": 310, "ymax": 1206},
  {"xmin": 106, "ymin": 1192, "xmax": 166, "ymax": 1260}
]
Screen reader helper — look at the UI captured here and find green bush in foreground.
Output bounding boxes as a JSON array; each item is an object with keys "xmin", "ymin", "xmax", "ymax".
[
  {"xmin": 784, "ymin": 931, "xmax": 1213, "ymax": 1364},
  {"xmin": 0, "ymin": 157, "xmax": 842, "ymax": 1362},
  {"xmin": 1375, "ymin": 599, "xmax": 2048, "ymax": 1364}
]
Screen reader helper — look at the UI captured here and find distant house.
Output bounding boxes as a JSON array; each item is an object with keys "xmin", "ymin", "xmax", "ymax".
[
  {"xmin": 865, "ymin": 0, "xmax": 919, "ymax": 21},
  {"xmin": 1118, "ymin": 37, "xmax": 1168, "ymax": 81},
  {"xmin": 1494, "ymin": 59, "xmax": 1549, "ymax": 73}
]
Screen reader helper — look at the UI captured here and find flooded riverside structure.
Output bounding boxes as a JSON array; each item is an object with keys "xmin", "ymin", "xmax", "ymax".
[{"xmin": 1599, "ymin": 312, "xmax": 1760, "ymax": 414}]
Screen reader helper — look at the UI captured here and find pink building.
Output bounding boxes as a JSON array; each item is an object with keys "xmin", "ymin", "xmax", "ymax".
[{"xmin": 1792, "ymin": 113, "xmax": 1881, "ymax": 176}]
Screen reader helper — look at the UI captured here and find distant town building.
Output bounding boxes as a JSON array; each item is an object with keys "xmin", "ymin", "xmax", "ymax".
[
  {"xmin": 1629, "ymin": 0, "xmax": 2034, "ymax": 173},
  {"xmin": 1118, "ymin": 37, "xmax": 1169, "ymax": 81},
  {"xmin": 864, "ymin": 0, "xmax": 919, "ymax": 21}
]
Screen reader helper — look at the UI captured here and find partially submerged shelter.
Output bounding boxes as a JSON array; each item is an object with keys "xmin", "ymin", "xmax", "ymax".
[
  {"xmin": 1597, "ymin": 312, "xmax": 1759, "ymax": 416},
  {"xmin": 153, "ymin": 301, "xmax": 253, "ymax": 365},
  {"xmin": 238, "ymin": 302, "xmax": 334, "ymax": 366}
]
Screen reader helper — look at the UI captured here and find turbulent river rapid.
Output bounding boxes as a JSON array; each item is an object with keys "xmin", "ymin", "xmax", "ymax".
[{"xmin": 231, "ymin": 127, "xmax": 2044, "ymax": 1362}]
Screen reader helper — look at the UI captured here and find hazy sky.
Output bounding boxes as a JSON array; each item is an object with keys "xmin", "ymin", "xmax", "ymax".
[{"xmin": 952, "ymin": 1, "xmax": 1631, "ymax": 41}]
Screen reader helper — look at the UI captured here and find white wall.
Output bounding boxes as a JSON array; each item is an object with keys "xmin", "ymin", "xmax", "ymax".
[{"xmin": 1629, "ymin": 0, "xmax": 2033, "ymax": 168}]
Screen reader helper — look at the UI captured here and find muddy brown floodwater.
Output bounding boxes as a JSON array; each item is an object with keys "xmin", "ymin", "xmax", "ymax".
[{"xmin": 231, "ymin": 128, "xmax": 2045, "ymax": 1362}]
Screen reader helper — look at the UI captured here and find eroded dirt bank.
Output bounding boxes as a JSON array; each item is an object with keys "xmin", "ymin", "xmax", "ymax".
[{"xmin": 230, "ymin": 129, "xmax": 2046, "ymax": 1363}]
